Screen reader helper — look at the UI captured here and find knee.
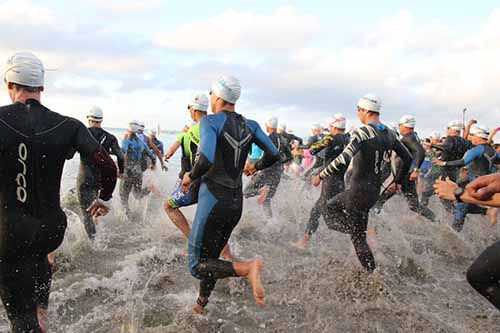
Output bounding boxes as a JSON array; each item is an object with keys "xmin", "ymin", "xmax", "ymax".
[{"xmin": 164, "ymin": 200, "xmax": 175, "ymax": 212}]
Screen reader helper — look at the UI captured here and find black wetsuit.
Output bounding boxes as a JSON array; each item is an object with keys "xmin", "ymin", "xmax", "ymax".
[
  {"xmin": 305, "ymin": 133, "xmax": 350, "ymax": 235},
  {"xmin": 77, "ymin": 127, "xmax": 124, "ymax": 239},
  {"xmin": 301, "ymin": 134, "xmax": 325, "ymax": 178},
  {"xmin": 151, "ymin": 137, "xmax": 164, "ymax": 156},
  {"xmin": 188, "ymin": 111, "xmax": 279, "ymax": 307},
  {"xmin": 0, "ymin": 100, "xmax": 117, "ymax": 332},
  {"xmin": 319, "ymin": 123, "xmax": 412, "ymax": 272},
  {"xmin": 432, "ymin": 135, "xmax": 470, "ymax": 181},
  {"xmin": 467, "ymin": 240, "xmax": 500, "ymax": 310},
  {"xmin": 376, "ymin": 132, "xmax": 435, "ymax": 221},
  {"xmin": 244, "ymin": 132, "xmax": 291, "ymax": 217},
  {"xmin": 281, "ymin": 132, "xmax": 303, "ymax": 146}
]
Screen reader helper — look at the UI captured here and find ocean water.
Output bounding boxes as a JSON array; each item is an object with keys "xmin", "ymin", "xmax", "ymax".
[{"xmin": 0, "ymin": 131, "xmax": 499, "ymax": 332}]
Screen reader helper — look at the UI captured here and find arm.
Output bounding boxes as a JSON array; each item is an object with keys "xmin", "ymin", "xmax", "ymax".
[
  {"xmin": 309, "ymin": 135, "xmax": 333, "ymax": 155},
  {"xmin": 434, "ymin": 177, "xmax": 500, "ymax": 207},
  {"xmin": 165, "ymin": 141, "xmax": 181, "ymax": 160},
  {"xmin": 319, "ymin": 131, "xmax": 362, "ymax": 179},
  {"xmin": 189, "ymin": 117, "xmax": 218, "ymax": 180},
  {"xmin": 73, "ymin": 121, "xmax": 117, "ymax": 202},
  {"xmin": 110, "ymin": 137, "xmax": 125, "ymax": 174},
  {"xmin": 463, "ymin": 120, "xmax": 476, "ymax": 139},
  {"xmin": 252, "ymin": 126, "xmax": 280, "ymax": 170},
  {"xmin": 431, "ymin": 137, "xmax": 453, "ymax": 152},
  {"xmin": 441, "ymin": 146, "xmax": 484, "ymax": 168},
  {"xmin": 402, "ymin": 135, "xmax": 425, "ymax": 170},
  {"xmin": 392, "ymin": 139, "xmax": 413, "ymax": 184},
  {"xmin": 488, "ymin": 127, "xmax": 500, "ymax": 144},
  {"xmin": 147, "ymin": 136, "xmax": 164, "ymax": 166},
  {"xmin": 143, "ymin": 141, "xmax": 157, "ymax": 161},
  {"xmin": 292, "ymin": 134, "xmax": 303, "ymax": 145}
]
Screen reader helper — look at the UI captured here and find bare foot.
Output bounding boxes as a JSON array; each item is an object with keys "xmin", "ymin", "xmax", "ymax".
[
  {"xmin": 291, "ymin": 238, "xmax": 309, "ymax": 250},
  {"xmin": 192, "ymin": 297, "xmax": 208, "ymax": 314},
  {"xmin": 247, "ymin": 258, "xmax": 265, "ymax": 307},
  {"xmin": 37, "ymin": 307, "xmax": 49, "ymax": 333},
  {"xmin": 192, "ymin": 304, "xmax": 204, "ymax": 314},
  {"xmin": 257, "ymin": 187, "xmax": 270, "ymax": 205}
]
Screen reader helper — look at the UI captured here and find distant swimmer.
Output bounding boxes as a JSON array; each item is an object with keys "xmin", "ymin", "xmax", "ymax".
[
  {"xmin": 420, "ymin": 131, "xmax": 442, "ymax": 212},
  {"xmin": 164, "ymin": 94, "xmax": 232, "ymax": 259},
  {"xmin": 292, "ymin": 114, "xmax": 350, "ymax": 249},
  {"xmin": 311, "ymin": 94, "xmax": 412, "ymax": 272},
  {"xmin": 164, "ymin": 122, "xmax": 193, "ymax": 176},
  {"xmin": 120, "ymin": 120, "xmax": 156, "ymax": 216},
  {"xmin": 77, "ymin": 106, "xmax": 124, "ymax": 239},
  {"xmin": 376, "ymin": 115, "xmax": 435, "ymax": 221},
  {"xmin": 434, "ymin": 174, "xmax": 500, "ymax": 311},
  {"xmin": 180, "ymin": 76, "xmax": 279, "ymax": 313},
  {"xmin": 127, "ymin": 121, "xmax": 167, "ymax": 171},
  {"xmin": 0, "ymin": 52, "xmax": 117, "ymax": 332},
  {"xmin": 433, "ymin": 123, "xmax": 500, "ymax": 232},
  {"xmin": 243, "ymin": 116, "xmax": 292, "ymax": 218}
]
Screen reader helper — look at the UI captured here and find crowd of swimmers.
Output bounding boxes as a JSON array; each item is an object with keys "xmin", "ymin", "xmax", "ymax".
[{"xmin": 1, "ymin": 51, "xmax": 500, "ymax": 332}]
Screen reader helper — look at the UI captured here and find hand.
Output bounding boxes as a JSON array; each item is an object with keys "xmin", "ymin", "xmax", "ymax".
[
  {"xmin": 467, "ymin": 119, "xmax": 477, "ymax": 127},
  {"xmin": 433, "ymin": 178, "xmax": 458, "ymax": 201},
  {"xmin": 87, "ymin": 200, "xmax": 110, "ymax": 219},
  {"xmin": 244, "ymin": 163, "xmax": 257, "ymax": 176},
  {"xmin": 466, "ymin": 173, "xmax": 500, "ymax": 201},
  {"xmin": 432, "ymin": 158, "xmax": 444, "ymax": 166},
  {"xmin": 409, "ymin": 170, "xmax": 419, "ymax": 181},
  {"xmin": 311, "ymin": 175, "xmax": 322, "ymax": 187},
  {"xmin": 181, "ymin": 173, "xmax": 192, "ymax": 193}
]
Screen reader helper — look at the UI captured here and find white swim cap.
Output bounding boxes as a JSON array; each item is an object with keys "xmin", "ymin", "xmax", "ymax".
[
  {"xmin": 311, "ymin": 123, "xmax": 321, "ymax": 131},
  {"xmin": 266, "ymin": 117, "xmax": 278, "ymax": 129},
  {"xmin": 328, "ymin": 113, "xmax": 346, "ymax": 129},
  {"xmin": 189, "ymin": 93, "xmax": 209, "ymax": 112},
  {"xmin": 279, "ymin": 123, "xmax": 287, "ymax": 131},
  {"xmin": 87, "ymin": 106, "xmax": 103, "ymax": 122},
  {"xmin": 470, "ymin": 125, "xmax": 489, "ymax": 139},
  {"xmin": 399, "ymin": 115, "xmax": 416, "ymax": 128},
  {"xmin": 211, "ymin": 75, "xmax": 241, "ymax": 104},
  {"xmin": 447, "ymin": 120, "xmax": 463, "ymax": 131},
  {"xmin": 430, "ymin": 131, "xmax": 441, "ymax": 140},
  {"xmin": 357, "ymin": 93, "xmax": 382, "ymax": 112},
  {"xmin": 4, "ymin": 52, "xmax": 45, "ymax": 87},
  {"xmin": 129, "ymin": 120, "xmax": 141, "ymax": 133}
]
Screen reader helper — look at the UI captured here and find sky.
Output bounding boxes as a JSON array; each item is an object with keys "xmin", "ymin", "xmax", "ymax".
[{"xmin": 0, "ymin": 0, "xmax": 499, "ymax": 137}]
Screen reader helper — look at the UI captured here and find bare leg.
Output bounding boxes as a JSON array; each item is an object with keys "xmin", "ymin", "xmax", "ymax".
[{"xmin": 487, "ymin": 208, "xmax": 498, "ymax": 226}]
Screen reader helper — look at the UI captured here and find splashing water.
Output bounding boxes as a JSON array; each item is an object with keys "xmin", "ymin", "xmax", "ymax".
[{"xmin": 0, "ymin": 135, "xmax": 499, "ymax": 332}]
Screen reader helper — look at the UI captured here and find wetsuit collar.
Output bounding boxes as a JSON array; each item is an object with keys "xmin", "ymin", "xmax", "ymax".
[{"xmin": 369, "ymin": 122, "xmax": 386, "ymax": 131}]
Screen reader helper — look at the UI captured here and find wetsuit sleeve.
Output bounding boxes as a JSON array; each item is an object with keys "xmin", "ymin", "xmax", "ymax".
[
  {"xmin": 445, "ymin": 146, "xmax": 484, "ymax": 167},
  {"xmin": 402, "ymin": 135, "xmax": 425, "ymax": 169},
  {"xmin": 292, "ymin": 134, "xmax": 303, "ymax": 145},
  {"xmin": 319, "ymin": 131, "xmax": 362, "ymax": 179},
  {"xmin": 392, "ymin": 139, "xmax": 413, "ymax": 184},
  {"xmin": 121, "ymin": 139, "xmax": 129, "ymax": 154},
  {"xmin": 110, "ymin": 136, "xmax": 125, "ymax": 174},
  {"xmin": 309, "ymin": 135, "xmax": 332, "ymax": 155},
  {"xmin": 73, "ymin": 121, "xmax": 117, "ymax": 201},
  {"xmin": 252, "ymin": 124, "xmax": 280, "ymax": 170},
  {"xmin": 431, "ymin": 137, "xmax": 453, "ymax": 152},
  {"xmin": 190, "ymin": 117, "xmax": 219, "ymax": 180},
  {"xmin": 298, "ymin": 136, "xmax": 315, "ymax": 149}
]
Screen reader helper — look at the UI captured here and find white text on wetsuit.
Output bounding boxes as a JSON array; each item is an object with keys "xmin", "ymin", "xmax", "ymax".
[{"xmin": 16, "ymin": 143, "xmax": 28, "ymax": 203}]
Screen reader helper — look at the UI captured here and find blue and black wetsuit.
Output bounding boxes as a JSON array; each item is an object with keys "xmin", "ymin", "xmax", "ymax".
[
  {"xmin": 305, "ymin": 133, "xmax": 350, "ymax": 235},
  {"xmin": 0, "ymin": 99, "xmax": 117, "ymax": 332},
  {"xmin": 77, "ymin": 127, "xmax": 124, "ymax": 239},
  {"xmin": 319, "ymin": 123, "xmax": 412, "ymax": 272},
  {"xmin": 187, "ymin": 110, "xmax": 279, "ymax": 305},
  {"xmin": 243, "ymin": 132, "xmax": 291, "ymax": 217},
  {"xmin": 444, "ymin": 144, "xmax": 500, "ymax": 231}
]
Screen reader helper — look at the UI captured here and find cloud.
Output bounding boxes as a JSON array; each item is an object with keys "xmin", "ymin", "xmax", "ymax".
[
  {"xmin": 90, "ymin": 0, "xmax": 164, "ymax": 13},
  {"xmin": 154, "ymin": 6, "xmax": 320, "ymax": 51}
]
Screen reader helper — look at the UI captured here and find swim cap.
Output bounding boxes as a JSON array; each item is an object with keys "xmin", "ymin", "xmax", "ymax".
[
  {"xmin": 129, "ymin": 120, "xmax": 140, "ymax": 133},
  {"xmin": 148, "ymin": 129, "xmax": 157, "ymax": 137},
  {"xmin": 430, "ymin": 131, "xmax": 441, "ymax": 139},
  {"xmin": 211, "ymin": 75, "xmax": 241, "ymax": 104},
  {"xmin": 357, "ymin": 93, "xmax": 381, "ymax": 112},
  {"xmin": 311, "ymin": 123, "xmax": 321, "ymax": 131},
  {"xmin": 328, "ymin": 113, "xmax": 346, "ymax": 129},
  {"xmin": 279, "ymin": 123, "xmax": 287, "ymax": 131},
  {"xmin": 4, "ymin": 52, "xmax": 45, "ymax": 87},
  {"xmin": 470, "ymin": 125, "xmax": 489, "ymax": 139},
  {"xmin": 87, "ymin": 106, "xmax": 103, "ymax": 122},
  {"xmin": 447, "ymin": 120, "xmax": 463, "ymax": 131},
  {"xmin": 189, "ymin": 93, "xmax": 209, "ymax": 112},
  {"xmin": 399, "ymin": 115, "xmax": 416, "ymax": 128},
  {"xmin": 266, "ymin": 117, "xmax": 278, "ymax": 129},
  {"xmin": 138, "ymin": 121, "xmax": 145, "ymax": 131}
]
